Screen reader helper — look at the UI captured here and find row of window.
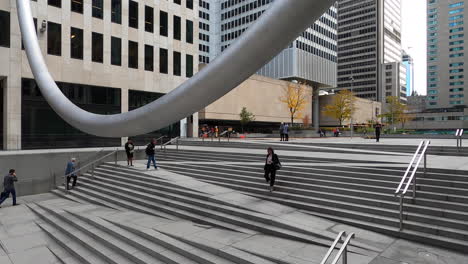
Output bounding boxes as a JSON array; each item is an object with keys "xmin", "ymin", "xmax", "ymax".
[
  {"xmin": 221, "ymin": 0, "xmax": 272, "ymax": 19},
  {"xmin": 45, "ymin": 22, "xmax": 193, "ymax": 77}
]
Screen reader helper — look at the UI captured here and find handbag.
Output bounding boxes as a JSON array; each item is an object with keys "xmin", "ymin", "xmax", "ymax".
[{"xmin": 275, "ymin": 161, "xmax": 282, "ymax": 170}]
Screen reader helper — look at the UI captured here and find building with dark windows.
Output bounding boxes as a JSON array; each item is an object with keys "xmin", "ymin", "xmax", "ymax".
[
  {"xmin": 198, "ymin": 0, "xmax": 338, "ymax": 87},
  {"xmin": 336, "ymin": 0, "xmax": 406, "ymax": 103},
  {"xmin": 0, "ymin": 0, "xmax": 199, "ymax": 150},
  {"xmin": 427, "ymin": 0, "xmax": 467, "ymax": 109},
  {"xmin": 402, "ymin": 50, "xmax": 414, "ymax": 97}
]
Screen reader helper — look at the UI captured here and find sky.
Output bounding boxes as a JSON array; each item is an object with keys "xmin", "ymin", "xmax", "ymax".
[{"xmin": 401, "ymin": 0, "xmax": 427, "ymax": 95}]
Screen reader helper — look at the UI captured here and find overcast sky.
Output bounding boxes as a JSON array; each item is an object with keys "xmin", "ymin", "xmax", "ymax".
[{"xmin": 401, "ymin": 0, "xmax": 427, "ymax": 95}]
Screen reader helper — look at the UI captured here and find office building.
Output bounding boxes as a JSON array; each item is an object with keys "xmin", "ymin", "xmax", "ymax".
[
  {"xmin": 427, "ymin": 0, "xmax": 467, "ymax": 109},
  {"xmin": 198, "ymin": 0, "xmax": 338, "ymax": 87},
  {"xmin": 402, "ymin": 50, "xmax": 414, "ymax": 96},
  {"xmin": 336, "ymin": 0, "xmax": 406, "ymax": 102},
  {"xmin": 0, "ymin": 0, "xmax": 199, "ymax": 150}
]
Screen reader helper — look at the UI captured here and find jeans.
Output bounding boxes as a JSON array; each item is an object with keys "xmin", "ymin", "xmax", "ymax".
[
  {"xmin": 264, "ymin": 166, "xmax": 277, "ymax": 187},
  {"xmin": 0, "ymin": 188, "xmax": 16, "ymax": 205},
  {"xmin": 147, "ymin": 155, "xmax": 157, "ymax": 169}
]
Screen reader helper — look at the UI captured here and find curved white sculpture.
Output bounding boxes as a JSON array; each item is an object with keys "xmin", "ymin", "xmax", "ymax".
[{"xmin": 17, "ymin": 0, "xmax": 335, "ymax": 137}]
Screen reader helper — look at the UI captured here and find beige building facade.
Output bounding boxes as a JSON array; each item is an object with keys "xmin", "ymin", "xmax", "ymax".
[
  {"xmin": 0, "ymin": 0, "xmax": 199, "ymax": 150},
  {"xmin": 319, "ymin": 95, "xmax": 382, "ymax": 127},
  {"xmin": 199, "ymin": 74, "xmax": 313, "ymax": 127}
]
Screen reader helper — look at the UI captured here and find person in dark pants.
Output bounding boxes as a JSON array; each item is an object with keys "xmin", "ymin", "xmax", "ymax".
[
  {"xmin": 146, "ymin": 138, "xmax": 158, "ymax": 170},
  {"xmin": 283, "ymin": 123, "xmax": 290, "ymax": 141},
  {"xmin": 375, "ymin": 123, "xmax": 382, "ymax": 142},
  {"xmin": 264, "ymin": 147, "xmax": 281, "ymax": 192},
  {"xmin": 65, "ymin": 158, "xmax": 77, "ymax": 190},
  {"xmin": 279, "ymin": 123, "xmax": 285, "ymax": 141},
  {"xmin": 0, "ymin": 169, "xmax": 19, "ymax": 207},
  {"xmin": 125, "ymin": 138, "xmax": 135, "ymax": 166}
]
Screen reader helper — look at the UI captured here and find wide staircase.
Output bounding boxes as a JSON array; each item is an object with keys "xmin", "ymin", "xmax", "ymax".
[{"xmin": 156, "ymin": 148, "xmax": 468, "ymax": 252}]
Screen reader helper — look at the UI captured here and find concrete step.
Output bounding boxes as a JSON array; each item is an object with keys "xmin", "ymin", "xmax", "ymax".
[
  {"xmin": 35, "ymin": 203, "xmax": 166, "ymax": 264},
  {"xmin": 161, "ymin": 164, "xmax": 468, "ymax": 223},
  {"xmin": 51, "ymin": 189, "xmax": 124, "ymax": 211},
  {"xmin": 75, "ymin": 175, "xmax": 335, "ymax": 246},
  {"xmin": 28, "ymin": 203, "xmax": 133, "ymax": 264}
]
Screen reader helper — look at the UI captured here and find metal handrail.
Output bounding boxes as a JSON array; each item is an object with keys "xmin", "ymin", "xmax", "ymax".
[
  {"xmin": 155, "ymin": 135, "xmax": 166, "ymax": 145},
  {"xmin": 395, "ymin": 140, "xmax": 430, "ymax": 230},
  {"xmin": 162, "ymin": 137, "xmax": 180, "ymax": 151},
  {"xmin": 63, "ymin": 148, "xmax": 120, "ymax": 192},
  {"xmin": 320, "ymin": 232, "xmax": 355, "ymax": 264},
  {"xmin": 456, "ymin": 129, "xmax": 464, "ymax": 149}
]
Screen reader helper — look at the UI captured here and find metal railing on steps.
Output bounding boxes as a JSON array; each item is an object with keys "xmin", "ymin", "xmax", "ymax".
[
  {"xmin": 395, "ymin": 140, "xmax": 430, "ymax": 230},
  {"xmin": 456, "ymin": 129, "xmax": 464, "ymax": 150},
  {"xmin": 161, "ymin": 137, "xmax": 180, "ymax": 151},
  {"xmin": 320, "ymin": 231, "xmax": 355, "ymax": 264}
]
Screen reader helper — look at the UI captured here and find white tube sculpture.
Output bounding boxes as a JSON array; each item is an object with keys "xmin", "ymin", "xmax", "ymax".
[{"xmin": 17, "ymin": 0, "xmax": 335, "ymax": 137}]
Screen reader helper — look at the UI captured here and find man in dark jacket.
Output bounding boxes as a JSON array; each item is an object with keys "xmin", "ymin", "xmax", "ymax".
[
  {"xmin": 375, "ymin": 123, "xmax": 382, "ymax": 142},
  {"xmin": 0, "ymin": 169, "xmax": 19, "ymax": 207},
  {"xmin": 146, "ymin": 138, "xmax": 158, "ymax": 170},
  {"xmin": 65, "ymin": 158, "xmax": 77, "ymax": 190}
]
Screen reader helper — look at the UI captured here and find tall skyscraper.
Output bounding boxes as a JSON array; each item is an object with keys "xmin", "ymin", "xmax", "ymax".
[
  {"xmin": 427, "ymin": 0, "xmax": 466, "ymax": 108},
  {"xmin": 336, "ymin": 0, "xmax": 406, "ymax": 102},
  {"xmin": 403, "ymin": 50, "xmax": 414, "ymax": 96},
  {"xmin": 198, "ymin": 0, "xmax": 338, "ymax": 87}
]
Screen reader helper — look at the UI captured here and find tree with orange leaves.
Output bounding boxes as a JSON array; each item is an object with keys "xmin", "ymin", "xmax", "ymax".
[{"xmin": 279, "ymin": 82, "xmax": 311, "ymax": 125}]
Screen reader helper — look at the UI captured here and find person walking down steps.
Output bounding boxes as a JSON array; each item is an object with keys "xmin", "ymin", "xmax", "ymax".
[
  {"xmin": 65, "ymin": 158, "xmax": 78, "ymax": 190},
  {"xmin": 146, "ymin": 138, "xmax": 158, "ymax": 170},
  {"xmin": 264, "ymin": 147, "xmax": 282, "ymax": 192},
  {"xmin": 0, "ymin": 169, "xmax": 19, "ymax": 208},
  {"xmin": 125, "ymin": 138, "xmax": 135, "ymax": 166}
]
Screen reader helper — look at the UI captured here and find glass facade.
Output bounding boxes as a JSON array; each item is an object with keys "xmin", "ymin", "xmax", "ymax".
[
  {"xmin": 21, "ymin": 78, "xmax": 121, "ymax": 149},
  {"xmin": 128, "ymin": 90, "xmax": 180, "ymax": 144}
]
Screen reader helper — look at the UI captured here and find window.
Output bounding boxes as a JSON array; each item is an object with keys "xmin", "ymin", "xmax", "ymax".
[
  {"xmin": 174, "ymin": 0, "xmax": 181, "ymax": 4},
  {"xmin": 173, "ymin": 51, "xmax": 181, "ymax": 76},
  {"xmin": 111, "ymin": 37, "xmax": 121, "ymax": 66},
  {"xmin": 92, "ymin": 0, "xmax": 103, "ymax": 19},
  {"xmin": 47, "ymin": 22, "xmax": 61, "ymax": 56},
  {"xmin": 145, "ymin": 6, "xmax": 154, "ymax": 33},
  {"xmin": 159, "ymin": 48, "xmax": 168, "ymax": 74},
  {"xmin": 450, "ymin": 62, "xmax": 464, "ymax": 67},
  {"xmin": 174, "ymin": 16, "xmax": 181, "ymax": 40},
  {"xmin": 187, "ymin": 0, "xmax": 193, "ymax": 9},
  {"xmin": 70, "ymin": 27, "xmax": 83, "ymax": 60},
  {"xmin": 71, "ymin": 0, "xmax": 83, "ymax": 13},
  {"xmin": 449, "ymin": 8, "xmax": 464, "ymax": 15},
  {"xmin": 186, "ymin": 20, "xmax": 193, "ymax": 43},
  {"xmin": 160, "ymin": 11, "xmax": 168, "ymax": 36},
  {"xmin": 111, "ymin": 0, "xmax": 122, "ymax": 24},
  {"xmin": 449, "ymin": 2, "xmax": 463, "ymax": 8},
  {"xmin": 48, "ymin": 0, "xmax": 61, "ymax": 8},
  {"xmin": 128, "ymin": 41, "xmax": 138, "ymax": 69},
  {"xmin": 129, "ymin": 1, "xmax": 138, "ymax": 29},
  {"xmin": 0, "ymin": 10, "xmax": 10, "ymax": 48},
  {"xmin": 145, "ymin": 45, "xmax": 153, "ymax": 71},
  {"xmin": 92, "ymin": 32, "xmax": 103, "ymax": 63},
  {"xmin": 186, "ymin": 54, "xmax": 193, "ymax": 77}
]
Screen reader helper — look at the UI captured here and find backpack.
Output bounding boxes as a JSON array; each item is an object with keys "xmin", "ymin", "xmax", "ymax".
[{"xmin": 145, "ymin": 144, "xmax": 153, "ymax": 155}]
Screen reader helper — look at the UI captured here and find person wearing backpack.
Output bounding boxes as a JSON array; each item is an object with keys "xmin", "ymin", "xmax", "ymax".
[
  {"xmin": 264, "ymin": 147, "xmax": 281, "ymax": 192},
  {"xmin": 145, "ymin": 139, "xmax": 158, "ymax": 170}
]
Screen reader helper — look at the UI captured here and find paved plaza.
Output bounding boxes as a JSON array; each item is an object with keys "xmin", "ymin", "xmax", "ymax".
[{"xmin": 0, "ymin": 138, "xmax": 467, "ymax": 263}]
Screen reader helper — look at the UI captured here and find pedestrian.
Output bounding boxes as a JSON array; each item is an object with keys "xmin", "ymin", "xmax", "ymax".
[
  {"xmin": 264, "ymin": 147, "xmax": 281, "ymax": 192},
  {"xmin": 0, "ymin": 169, "xmax": 19, "ymax": 207},
  {"xmin": 283, "ymin": 123, "xmax": 290, "ymax": 141},
  {"xmin": 375, "ymin": 123, "xmax": 382, "ymax": 142},
  {"xmin": 215, "ymin": 126, "xmax": 219, "ymax": 138},
  {"xmin": 279, "ymin": 122, "xmax": 285, "ymax": 141},
  {"xmin": 125, "ymin": 138, "xmax": 135, "ymax": 166},
  {"xmin": 65, "ymin": 158, "xmax": 78, "ymax": 190},
  {"xmin": 336, "ymin": 127, "xmax": 340, "ymax": 137},
  {"xmin": 333, "ymin": 128, "xmax": 337, "ymax": 137},
  {"xmin": 145, "ymin": 138, "xmax": 158, "ymax": 170}
]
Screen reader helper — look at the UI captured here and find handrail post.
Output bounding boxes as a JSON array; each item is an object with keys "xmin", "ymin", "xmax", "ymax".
[
  {"xmin": 176, "ymin": 138, "xmax": 179, "ymax": 151},
  {"xmin": 342, "ymin": 246, "xmax": 347, "ymax": 264},
  {"xmin": 114, "ymin": 151, "xmax": 117, "ymax": 165},
  {"xmin": 424, "ymin": 151, "xmax": 427, "ymax": 177},
  {"xmin": 91, "ymin": 163, "xmax": 95, "ymax": 179},
  {"xmin": 399, "ymin": 195, "xmax": 404, "ymax": 230}
]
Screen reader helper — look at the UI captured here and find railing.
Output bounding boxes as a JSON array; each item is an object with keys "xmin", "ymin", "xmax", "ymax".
[
  {"xmin": 320, "ymin": 231, "xmax": 355, "ymax": 264},
  {"xmin": 395, "ymin": 140, "xmax": 430, "ymax": 230},
  {"xmin": 62, "ymin": 148, "xmax": 120, "ymax": 193},
  {"xmin": 155, "ymin": 135, "xmax": 167, "ymax": 146},
  {"xmin": 456, "ymin": 129, "xmax": 464, "ymax": 150},
  {"xmin": 161, "ymin": 137, "xmax": 180, "ymax": 151}
]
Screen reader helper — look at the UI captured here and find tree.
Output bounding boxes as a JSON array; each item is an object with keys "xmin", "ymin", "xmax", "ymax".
[
  {"xmin": 279, "ymin": 82, "xmax": 310, "ymax": 125},
  {"xmin": 322, "ymin": 90, "xmax": 355, "ymax": 126},
  {"xmin": 379, "ymin": 96, "xmax": 412, "ymax": 129},
  {"xmin": 239, "ymin": 107, "xmax": 255, "ymax": 133}
]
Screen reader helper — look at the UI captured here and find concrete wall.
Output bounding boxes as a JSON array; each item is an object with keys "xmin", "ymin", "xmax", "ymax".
[
  {"xmin": 0, "ymin": 146, "xmax": 154, "ymax": 197},
  {"xmin": 199, "ymin": 74, "xmax": 313, "ymax": 124},
  {"xmin": 319, "ymin": 94, "xmax": 382, "ymax": 127}
]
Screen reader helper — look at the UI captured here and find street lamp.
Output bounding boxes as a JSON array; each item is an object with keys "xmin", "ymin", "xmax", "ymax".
[{"xmin": 349, "ymin": 76, "xmax": 354, "ymax": 139}]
